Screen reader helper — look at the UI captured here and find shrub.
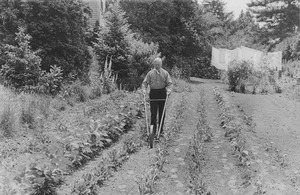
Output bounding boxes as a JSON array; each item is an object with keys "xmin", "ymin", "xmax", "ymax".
[
  {"xmin": 37, "ymin": 65, "xmax": 63, "ymax": 95},
  {"xmin": 227, "ymin": 60, "xmax": 254, "ymax": 92}
]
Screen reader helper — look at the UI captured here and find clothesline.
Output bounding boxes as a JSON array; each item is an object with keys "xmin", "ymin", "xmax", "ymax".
[{"xmin": 211, "ymin": 46, "xmax": 282, "ymax": 71}]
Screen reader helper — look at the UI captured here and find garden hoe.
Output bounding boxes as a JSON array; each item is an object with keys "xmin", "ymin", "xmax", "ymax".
[
  {"xmin": 144, "ymin": 93, "xmax": 154, "ymax": 148},
  {"xmin": 144, "ymin": 95, "xmax": 169, "ymax": 149},
  {"xmin": 157, "ymin": 95, "xmax": 169, "ymax": 139}
]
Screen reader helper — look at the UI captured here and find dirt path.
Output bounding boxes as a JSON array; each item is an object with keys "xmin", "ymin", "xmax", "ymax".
[{"xmin": 154, "ymin": 80, "xmax": 203, "ymax": 195}]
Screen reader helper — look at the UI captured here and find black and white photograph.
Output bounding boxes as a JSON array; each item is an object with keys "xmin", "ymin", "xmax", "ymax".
[{"xmin": 0, "ymin": 0, "xmax": 300, "ymax": 194}]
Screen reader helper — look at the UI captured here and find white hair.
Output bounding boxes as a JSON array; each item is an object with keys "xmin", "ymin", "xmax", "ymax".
[{"xmin": 153, "ymin": 57, "xmax": 162, "ymax": 65}]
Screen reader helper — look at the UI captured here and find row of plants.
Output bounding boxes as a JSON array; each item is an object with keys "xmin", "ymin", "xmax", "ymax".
[
  {"xmin": 236, "ymin": 105, "xmax": 256, "ymax": 131},
  {"xmin": 0, "ymin": 91, "xmax": 144, "ymax": 195},
  {"xmin": 214, "ymin": 88, "xmax": 251, "ymax": 167},
  {"xmin": 137, "ymin": 147, "xmax": 166, "ymax": 195},
  {"xmin": 60, "ymin": 122, "xmax": 145, "ymax": 195},
  {"xmin": 196, "ymin": 89, "xmax": 213, "ymax": 143},
  {"xmin": 185, "ymin": 89, "xmax": 211, "ymax": 194},
  {"xmin": 138, "ymin": 94, "xmax": 187, "ymax": 194},
  {"xmin": 213, "ymin": 87, "xmax": 254, "ymax": 188}
]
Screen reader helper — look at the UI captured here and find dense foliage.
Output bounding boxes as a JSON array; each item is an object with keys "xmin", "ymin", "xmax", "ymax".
[
  {"xmin": 120, "ymin": 0, "xmax": 211, "ymax": 79},
  {"xmin": 275, "ymin": 32, "xmax": 300, "ymax": 62},
  {"xmin": 0, "ymin": 0, "xmax": 299, "ymax": 91},
  {"xmin": 93, "ymin": 2, "xmax": 159, "ymax": 90},
  {"xmin": 0, "ymin": 27, "xmax": 41, "ymax": 89},
  {"xmin": 248, "ymin": 0, "xmax": 300, "ymax": 47},
  {"xmin": 0, "ymin": 0, "xmax": 92, "ymax": 81}
]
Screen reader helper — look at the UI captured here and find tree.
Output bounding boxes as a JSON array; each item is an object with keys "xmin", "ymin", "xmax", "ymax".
[
  {"xmin": 94, "ymin": 2, "xmax": 159, "ymax": 90},
  {"xmin": 224, "ymin": 11, "xmax": 265, "ymax": 50},
  {"xmin": 202, "ymin": 0, "xmax": 232, "ymax": 22},
  {"xmin": 22, "ymin": 0, "xmax": 92, "ymax": 80},
  {"xmin": 275, "ymin": 32, "xmax": 300, "ymax": 61},
  {"xmin": 248, "ymin": 0, "xmax": 300, "ymax": 44},
  {"xmin": 0, "ymin": 27, "xmax": 41, "ymax": 89},
  {"xmin": 0, "ymin": 0, "xmax": 92, "ymax": 81},
  {"xmin": 121, "ymin": 0, "xmax": 202, "ymax": 76},
  {"xmin": 93, "ymin": 2, "xmax": 132, "ymax": 85},
  {"xmin": 120, "ymin": 0, "xmax": 172, "ymax": 44}
]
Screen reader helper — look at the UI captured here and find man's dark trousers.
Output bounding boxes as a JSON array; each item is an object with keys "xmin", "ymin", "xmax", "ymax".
[{"xmin": 149, "ymin": 88, "xmax": 167, "ymax": 135}]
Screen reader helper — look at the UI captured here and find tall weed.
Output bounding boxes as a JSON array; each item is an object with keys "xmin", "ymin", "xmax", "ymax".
[
  {"xmin": 0, "ymin": 85, "xmax": 53, "ymax": 137},
  {"xmin": 101, "ymin": 56, "xmax": 117, "ymax": 94},
  {"xmin": 0, "ymin": 105, "xmax": 15, "ymax": 138}
]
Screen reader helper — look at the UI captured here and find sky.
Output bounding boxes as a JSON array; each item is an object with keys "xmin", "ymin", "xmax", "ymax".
[{"xmin": 222, "ymin": 0, "xmax": 252, "ymax": 19}]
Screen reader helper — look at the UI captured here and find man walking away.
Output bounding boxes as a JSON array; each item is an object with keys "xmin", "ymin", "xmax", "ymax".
[{"xmin": 142, "ymin": 57, "xmax": 172, "ymax": 136}]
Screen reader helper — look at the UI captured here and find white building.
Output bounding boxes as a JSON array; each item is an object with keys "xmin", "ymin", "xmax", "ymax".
[{"xmin": 83, "ymin": 0, "xmax": 106, "ymax": 25}]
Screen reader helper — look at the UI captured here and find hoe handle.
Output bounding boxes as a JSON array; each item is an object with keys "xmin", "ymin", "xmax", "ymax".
[
  {"xmin": 157, "ymin": 95, "xmax": 169, "ymax": 138},
  {"xmin": 144, "ymin": 94, "xmax": 149, "ymax": 136}
]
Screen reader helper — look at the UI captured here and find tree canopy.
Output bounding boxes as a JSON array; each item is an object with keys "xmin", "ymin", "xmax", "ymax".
[
  {"xmin": 0, "ymin": 0, "xmax": 299, "ymax": 91},
  {"xmin": 0, "ymin": 0, "xmax": 92, "ymax": 80},
  {"xmin": 248, "ymin": 0, "xmax": 300, "ymax": 44}
]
